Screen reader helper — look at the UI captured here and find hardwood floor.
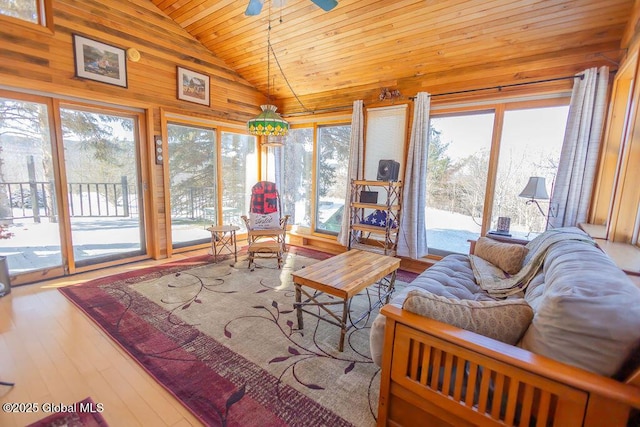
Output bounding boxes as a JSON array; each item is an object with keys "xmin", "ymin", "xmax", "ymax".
[{"xmin": 0, "ymin": 250, "xmax": 211, "ymax": 427}]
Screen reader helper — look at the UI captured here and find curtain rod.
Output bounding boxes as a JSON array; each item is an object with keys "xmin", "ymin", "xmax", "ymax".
[
  {"xmin": 282, "ymin": 73, "xmax": 587, "ymax": 117},
  {"xmin": 410, "ymin": 73, "xmax": 584, "ymax": 100}
]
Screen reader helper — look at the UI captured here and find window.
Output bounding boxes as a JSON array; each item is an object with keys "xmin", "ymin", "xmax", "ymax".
[
  {"xmin": 491, "ymin": 106, "xmax": 569, "ymax": 239},
  {"xmin": 315, "ymin": 124, "xmax": 351, "ymax": 235},
  {"xmin": 425, "ymin": 101, "xmax": 570, "ymax": 255},
  {"xmin": 277, "ymin": 127, "xmax": 313, "ymax": 228},
  {"xmin": 426, "ymin": 112, "xmax": 494, "ymax": 254},
  {"xmin": 0, "ymin": 0, "xmax": 50, "ymax": 27},
  {"xmin": 268, "ymin": 121, "xmax": 351, "ymax": 237},
  {"xmin": 167, "ymin": 122, "xmax": 217, "ymax": 248},
  {"xmin": 221, "ymin": 131, "xmax": 257, "ymax": 232}
]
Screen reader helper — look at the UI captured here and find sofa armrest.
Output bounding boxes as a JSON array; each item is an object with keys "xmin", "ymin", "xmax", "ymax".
[{"xmin": 378, "ymin": 305, "xmax": 640, "ymax": 427}]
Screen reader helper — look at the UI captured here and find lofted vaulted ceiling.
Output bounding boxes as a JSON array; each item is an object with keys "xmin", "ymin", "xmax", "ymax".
[{"xmin": 150, "ymin": 0, "xmax": 635, "ymax": 113}]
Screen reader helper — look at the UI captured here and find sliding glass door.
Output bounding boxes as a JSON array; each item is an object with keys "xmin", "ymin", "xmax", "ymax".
[
  {"xmin": 60, "ymin": 107, "xmax": 145, "ymax": 266},
  {"xmin": 0, "ymin": 97, "xmax": 63, "ymax": 275}
]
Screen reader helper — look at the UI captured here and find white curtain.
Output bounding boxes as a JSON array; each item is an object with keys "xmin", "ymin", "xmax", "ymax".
[
  {"xmin": 273, "ymin": 145, "xmax": 283, "ymax": 188},
  {"xmin": 548, "ymin": 66, "xmax": 609, "ymax": 229},
  {"xmin": 397, "ymin": 92, "xmax": 430, "ymax": 258},
  {"xmin": 337, "ymin": 100, "xmax": 365, "ymax": 246}
]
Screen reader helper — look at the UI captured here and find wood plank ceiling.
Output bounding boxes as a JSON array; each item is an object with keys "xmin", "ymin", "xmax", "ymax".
[{"xmin": 150, "ymin": 0, "xmax": 634, "ymax": 113}]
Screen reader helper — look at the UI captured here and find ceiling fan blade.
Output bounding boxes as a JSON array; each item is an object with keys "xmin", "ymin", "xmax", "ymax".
[
  {"xmin": 245, "ymin": 0, "xmax": 265, "ymax": 16},
  {"xmin": 310, "ymin": 0, "xmax": 337, "ymax": 12}
]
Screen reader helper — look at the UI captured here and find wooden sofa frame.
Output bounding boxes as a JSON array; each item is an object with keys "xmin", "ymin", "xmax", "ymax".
[{"xmin": 377, "ymin": 305, "xmax": 640, "ymax": 427}]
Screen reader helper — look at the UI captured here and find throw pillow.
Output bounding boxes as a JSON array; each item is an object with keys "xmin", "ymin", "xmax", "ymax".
[
  {"xmin": 402, "ymin": 289, "xmax": 534, "ymax": 345},
  {"xmin": 250, "ymin": 212, "xmax": 280, "ymax": 230},
  {"xmin": 474, "ymin": 236, "xmax": 528, "ymax": 275}
]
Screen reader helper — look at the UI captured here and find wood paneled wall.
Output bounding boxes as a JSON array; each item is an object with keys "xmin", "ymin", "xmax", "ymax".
[
  {"xmin": 0, "ymin": 0, "xmax": 266, "ymax": 259},
  {"xmin": 0, "ymin": 0, "xmax": 265, "ymax": 119}
]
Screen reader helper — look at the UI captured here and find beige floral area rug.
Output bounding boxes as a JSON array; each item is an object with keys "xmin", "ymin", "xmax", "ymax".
[{"xmin": 60, "ymin": 247, "xmax": 413, "ymax": 426}]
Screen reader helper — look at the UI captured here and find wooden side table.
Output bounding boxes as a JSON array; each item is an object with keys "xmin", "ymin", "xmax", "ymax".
[{"xmin": 207, "ymin": 225, "xmax": 240, "ymax": 264}]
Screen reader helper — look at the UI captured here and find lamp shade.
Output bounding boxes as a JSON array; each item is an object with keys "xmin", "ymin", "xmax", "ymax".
[
  {"xmin": 247, "ymin": 104, "xmax": 289, "ymax": 136},
  {"xmin": 519, "ymin": 176, "xmax": 549, "ymax": 200}
]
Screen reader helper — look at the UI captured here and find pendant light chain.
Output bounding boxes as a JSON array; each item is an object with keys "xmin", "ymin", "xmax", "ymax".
[
  {"xmin": 267, "ymin": 1, "xmax": 272, "ymax": 104},
  {"xmin": 245, "ymin": 2, "xmax": 289, "ymax": 137}
]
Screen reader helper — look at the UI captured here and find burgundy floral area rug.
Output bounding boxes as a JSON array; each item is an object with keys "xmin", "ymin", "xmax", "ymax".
[
  {"xmin": 59, "ymin": 247, "xmax": 415, "ymax": 427},
  {"xmin": 26, "ymin": 397, "xmax": 108, "ymax": 427}
]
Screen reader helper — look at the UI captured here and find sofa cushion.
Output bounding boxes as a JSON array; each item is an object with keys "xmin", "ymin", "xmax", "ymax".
[
  {"xmin": 475, "ymin": 236, "xmax": 529, "ymax": 274},
  {"xmin": 521, "ymin": 239, "xmax": 640, "ymax": 376},
  {"xmin": 402, "ymin": 289, "xmax": 533, "ymax": 345},
  {"xmin": 370, "ymin": 254, "xmax": 489, "ymax": 366}
]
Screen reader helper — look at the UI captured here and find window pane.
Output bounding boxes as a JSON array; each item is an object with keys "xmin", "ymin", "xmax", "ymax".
[
  {"xmin": 167, "ymin": 123, "xmax": 217, "ymax": 248},
  {"xmin": 0, "ymin": 98, "xmax": 62, "ymax": 274},
  {"xmin": 426, "ymin": 112, "xmax": 494, "ymax": 253},
  {"xmin": 0, "ymin": 0, "xmax": 38, "ymax": 23},
  {"xmin": 221, "ymin": 131, "xmax": 257, "ymax": 232},
  {"xmin": 280, "ymin": 128, "xmax": 313, "ymax": 228},
  {"xmin": 60, "ymin": 108, "xmax": 145, "ymax": 266},
  {"xmin": 315, "ymin": 124, "xmax": 351, "ymax": 235},
  {"xmin": 491, "ymin": 106, "xmax": 569, "ymax": 239}
]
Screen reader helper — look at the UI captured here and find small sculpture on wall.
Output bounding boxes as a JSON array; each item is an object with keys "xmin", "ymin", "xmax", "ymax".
[{"xmin": 379, "ymin": 88, "xmax": 402, "ymax": 102}]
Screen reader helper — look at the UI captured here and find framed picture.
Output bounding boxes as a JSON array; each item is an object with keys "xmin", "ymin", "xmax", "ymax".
[
  {"xmin": 73, "ymin": 34, "xmax": 127, "ymax": 88},
  {"xmin": 177, "ymin": 66, "xmax": 210, "ymax": 106}
]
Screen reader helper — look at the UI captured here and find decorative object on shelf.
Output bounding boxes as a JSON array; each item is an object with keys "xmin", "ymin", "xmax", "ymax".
[
  {"xmin": 495, "ymin": 216, "xmax": 511, "ymax": 235},
  {"xmin": 247, "ymin": 15, "xmax": 289, "ymax": 137},
  {"xmin": 176, "ymin": 66, "xmax": 210, "ymax": 106},
  {"xmin": 359, "ymin": 191, "xmax": 378, "ymax": 203},
  {"xmin": 379, "ymin": 88, "xmax": 402, "ymax": 102},
  {"xmin": 519, "ymin": 176, "xmax": 551, "ymax": 218},
  {"xmin": 73, "ymin": 34, "xmax": 127, "ymax": 88},
  {"xmin": 361, "ymin": 210, "xmax": 398, "ymax": 228},
  {"xmin": 377, "ymin": 159, "xmax": 400, "ymax": 181}
]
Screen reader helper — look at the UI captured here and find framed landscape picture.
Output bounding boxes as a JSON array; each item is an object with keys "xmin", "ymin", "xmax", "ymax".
[
  {"xmin": 177, "ymin": 66, "xmax": 210, "ymax": 106},
  {"xmin": 73, "ymin": 34, "xmax": 127, "ymax": 88}
]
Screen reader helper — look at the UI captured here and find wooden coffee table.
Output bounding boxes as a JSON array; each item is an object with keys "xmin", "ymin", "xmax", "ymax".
[{"xmin": 292, "ymin": 250, "xmax": 401, "ymax": 351}]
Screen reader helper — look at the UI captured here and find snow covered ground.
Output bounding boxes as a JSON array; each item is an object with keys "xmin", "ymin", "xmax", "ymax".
[{"xmin": 0, "ymin": 206, "xmax": 539, "ymax": 274}]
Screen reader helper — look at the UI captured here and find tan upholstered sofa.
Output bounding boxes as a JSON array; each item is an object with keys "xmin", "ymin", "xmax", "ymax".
[{"xmin": 370, "ymin": 227, "xmax": 640, "ymax": 426}]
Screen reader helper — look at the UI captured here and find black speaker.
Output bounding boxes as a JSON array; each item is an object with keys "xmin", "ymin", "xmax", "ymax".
[
  {"xmin": 377, "ymin": 160, "xmax": 400, "ymax": 181},
  {"xmin": 360, "ymin": 191, "xmax": 379, "ymax": 203}
]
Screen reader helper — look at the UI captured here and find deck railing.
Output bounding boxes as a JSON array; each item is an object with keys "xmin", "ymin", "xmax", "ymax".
[{"xmin": 1, "ymin": 177, "xmax": 138, "ymax": 222}]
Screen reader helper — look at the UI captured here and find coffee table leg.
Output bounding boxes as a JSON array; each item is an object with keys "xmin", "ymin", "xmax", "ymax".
[
  {"xmin": 231, "ymin": 230, "xmax": 237, "ymax": 265},
  {"xmin": 338, "ymin": 299, "xmax": 349, "ymax": 352},
  {"xmin": 385, "ymin": 270, "xmax": 397, "ymax": 304},
  {"xmin": 295, "ymin": 283, "xmax": 304, "ymax": 332}
]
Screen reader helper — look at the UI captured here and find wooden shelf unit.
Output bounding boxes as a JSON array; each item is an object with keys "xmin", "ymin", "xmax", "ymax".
[{"xmin": 348, "ymin": 180, "xmax": 402, "ymax": 256}]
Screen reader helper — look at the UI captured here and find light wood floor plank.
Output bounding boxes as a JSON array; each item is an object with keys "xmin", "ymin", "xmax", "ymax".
[{"xmin": 0, "ymin": 250, "xmax": 209, "ymax": 426}]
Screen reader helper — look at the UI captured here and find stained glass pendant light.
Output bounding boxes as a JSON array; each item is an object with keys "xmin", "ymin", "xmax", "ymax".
[
  {"xmin": 247, "ymin": 104, "xmax": 289, "ymax": 136},
  {"xmin": 247, "ymin": 16, "xmax": 289, "ymax": 137}
]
